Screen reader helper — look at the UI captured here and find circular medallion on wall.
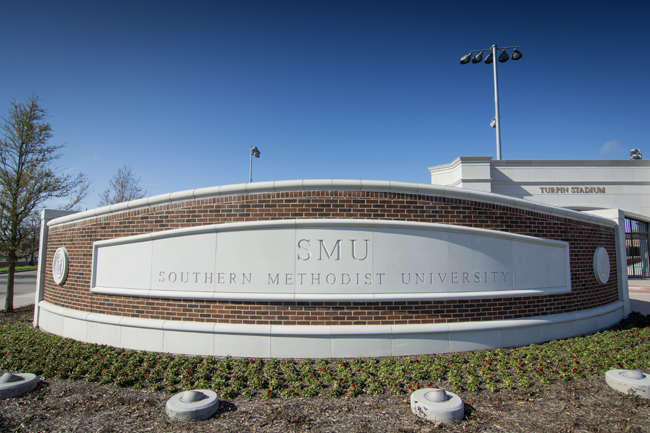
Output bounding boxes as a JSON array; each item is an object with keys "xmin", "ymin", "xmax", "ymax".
[
  {"xmin": 52, "ymin": 247, "xmax": 69, "ymax": 286},
  {"xmin": 593, "ymin": 247, "xmax": 610, "ymax": 284}
]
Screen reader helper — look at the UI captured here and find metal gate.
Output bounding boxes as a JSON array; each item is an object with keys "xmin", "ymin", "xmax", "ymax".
[{"xmin": 626, "ymin": 218, "xmax": 649, "ymax": 279}]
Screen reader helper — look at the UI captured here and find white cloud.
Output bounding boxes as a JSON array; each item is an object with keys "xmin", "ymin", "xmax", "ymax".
[
  {"xmin": 600, "ymin": 140, "xmax": 620, "ymax": 154},
  {"xmin": 82, "ymin": 155, "xmax": 99, "ymax": 164}
]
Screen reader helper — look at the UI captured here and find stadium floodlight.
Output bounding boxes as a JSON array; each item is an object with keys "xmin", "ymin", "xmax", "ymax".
[
  {"xmin": 459, "ymin": 44, "xmax": 522, "ymax": 160},
  {"xmin": 249, "ymin": 146, "xmax": 261, "ymax": 183}
]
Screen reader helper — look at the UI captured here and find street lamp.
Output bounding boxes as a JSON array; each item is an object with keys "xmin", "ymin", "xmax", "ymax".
[
  {"xmin": 249, "ymin": 146, "xmax": 260, "ymax": 183},
  {"xmin": 460, "ymin": 45, "xmax": 522, "ymax": 160}
]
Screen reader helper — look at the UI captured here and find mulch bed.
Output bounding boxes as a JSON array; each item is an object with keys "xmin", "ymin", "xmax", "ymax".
[{"xmin": 1, "ymin": 306, "xmax": 649, "ymax": 432}]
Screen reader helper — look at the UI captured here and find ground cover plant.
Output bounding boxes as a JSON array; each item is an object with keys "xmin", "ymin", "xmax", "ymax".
[
  {"xmin": 1, "ymin": 307, "xmax": 650, "ymax": 432},
  {"xmin": 2, "ymin": 315, "xmax": 650, "ymax": 398},
  {"xmin": 0, "ymin": 265, "xmax": 37, "ymax": 273}
]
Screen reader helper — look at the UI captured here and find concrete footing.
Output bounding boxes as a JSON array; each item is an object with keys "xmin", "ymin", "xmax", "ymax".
[
  {"xmin": 606, "ymin": 369, "xmax": 650, "ymax": 398},
  {"xmin": 410, "ymin": 388, "xmax": 464, "ymax": 424},
  {"xmin": 166, "ymin": 390, "xmax": 219, "ymax": 422},
  {"xmin": 0, "ymin": 373, "xmax": 38, "ymax": 399}
]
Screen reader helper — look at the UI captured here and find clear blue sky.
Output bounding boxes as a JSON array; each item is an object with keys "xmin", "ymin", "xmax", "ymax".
[{"xmin": 1, "ymin": 0, "xmax": 648, "ymax": 211}]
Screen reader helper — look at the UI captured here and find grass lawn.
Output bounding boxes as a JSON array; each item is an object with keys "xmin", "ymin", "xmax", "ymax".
[{"xmin": 0, "ymin": 265, "xmax": 38, "ymax": 273}]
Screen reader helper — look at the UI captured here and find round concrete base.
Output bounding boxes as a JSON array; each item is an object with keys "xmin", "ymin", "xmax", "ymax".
[
  {"xmin": 0, "ymin": 373, "xmax": 38, "ymax": 399},
  {"xmin": 166, "ymin": 390, "xmax": 219, "ymax": 422},
  {"xmin": 606, "ymin": 369, "xmax": 650, "ymax": 398},
  {"xmin": 410, "ymin": 388, "xmax": 464, "ymax": 424}
]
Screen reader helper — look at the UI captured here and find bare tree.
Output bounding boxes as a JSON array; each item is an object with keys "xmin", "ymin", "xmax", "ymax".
[
  {"xmin": 18, "ymin": 211, "xmax": 40, "ymax": 266},
  {"xmin": 0, "ymin": 95, "xmax": 89, "ymax": 312},
  {"xmin": 63, "ymin": 175, "xmax": 92, "ymax": 211},
  {"xmin": 98, "ymin": 164, "xmax": 147, "ymax": 206}
]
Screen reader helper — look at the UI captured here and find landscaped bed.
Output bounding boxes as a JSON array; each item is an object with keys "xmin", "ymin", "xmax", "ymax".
[{"xmin": 1, "ymin": 306, "xmax": 649, "ymax": 432}]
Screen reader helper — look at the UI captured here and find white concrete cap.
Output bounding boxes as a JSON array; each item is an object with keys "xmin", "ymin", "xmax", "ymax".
[
  {"xmin": 606, "ymin": 369, "xmax": 650, "ymax": 398},
  {"xmin": 180, "ymin": 390, "xmax": 206, "ymax": 403},
  {"xmin": 410, "ymin": 388, "xmax": 464, "ymax": 424},
  {"xmin": 166, "ymin": 389, "xmax": 219, "ymax": 422},
  {"xmin": 424, "ymin": 388, "xmax": 449, "ymax": 402},
  {"xmin": 0, "ymin": 373, "xmax": 22, "ymax": 383},
  {"xmin": 0, "ymin": 373, "xmax": 38, "ymax": 399},
  {"xmin": 623, "ymin": 369, "xmax": 645, "ymax": 379}
]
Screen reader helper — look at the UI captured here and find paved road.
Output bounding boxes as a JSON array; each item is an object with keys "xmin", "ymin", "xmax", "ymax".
[{"xmin": 0, "ymin": 270, "xmax": 37, "ymax": 309}]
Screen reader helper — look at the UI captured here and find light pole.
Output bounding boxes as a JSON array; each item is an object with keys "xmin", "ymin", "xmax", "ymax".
[
  {"xmin": 249, "ymin": 146, "xmax": 260, "ymax": 183},
  {"xmin": 460, "ymin": 45, "xmax": 522, "ymax": 160}
]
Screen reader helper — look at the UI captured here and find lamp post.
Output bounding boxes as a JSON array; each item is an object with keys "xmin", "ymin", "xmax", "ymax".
[
  {"xmin": 249, "ymin": 146, "xmax": 260, "ymax": 183},
  {"xmin": 460, "ymin": 45, "xmax": 522, "ymax": 160}
]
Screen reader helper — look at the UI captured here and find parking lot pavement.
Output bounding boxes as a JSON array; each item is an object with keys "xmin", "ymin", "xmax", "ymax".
[{"xmin": 629, "ymin": 279, "xmax": 650, "ymax": 315}]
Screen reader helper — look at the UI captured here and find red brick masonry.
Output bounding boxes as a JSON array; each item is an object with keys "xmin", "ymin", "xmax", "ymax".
[{"xmin": 43, "ymin": 190, "xmax": 618, "ymax": 326}]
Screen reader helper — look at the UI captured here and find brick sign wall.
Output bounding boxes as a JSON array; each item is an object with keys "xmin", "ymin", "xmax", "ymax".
[{"xmin": 43, "ymin": 190, "xmax": 618, "ymax": 326}]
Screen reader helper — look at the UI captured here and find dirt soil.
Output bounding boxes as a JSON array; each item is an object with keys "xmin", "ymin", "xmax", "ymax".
[{"xmin": 2, "ymin": 306, "xmax": 650, "ymax": 433}]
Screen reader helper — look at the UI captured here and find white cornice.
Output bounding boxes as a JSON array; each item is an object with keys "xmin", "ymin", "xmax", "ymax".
[
  {"xmin": 47, "ymin": 179, "xmax": 617, "ymax": 228},
  {"xmin": 491, "ymin": 159, "xmax": 650, "ymax": 167}
]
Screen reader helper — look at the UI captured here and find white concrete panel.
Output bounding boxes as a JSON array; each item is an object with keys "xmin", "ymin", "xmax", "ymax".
[
  {"xmin": 63, "ymin": 317, "xmax": 88, "ymax": 342},
  {"xmin": 36, "ymin": 300, "xmax": 624, "ymax": 358},
  {"xmin": 448, "ymin": 329, "xmax": 501, "ymax": 352},
  {"xmin": 391, "ymin": 333, "xmax": 450, "ymax": 356},
  {"xmin": 36, "ymin": 306, "xmax": 48, "ymax": 330},
  {"xmin": 373, "ymin": 228, "xmax": 450, "ymax": 294},
  {"xmin": 43, "ymin": 308, "xmax": 64, "ymax": 336},
  {"xmin": 151, "ymin": 233, "xmax": 217, "ymax": 292},
  {"xmin": 634, "ymin": 168, "xmax": 650, "ymax": 182},
  {"xmin": 86, "ymin": 322, "xmax": 122, "ymax": 347},
  {"xmin": 525, "ymin": 195, "xmax": 560, "ymax": 207},
  {"xmin": 461, "ymin": 163, "xmax": 491, "ymax": 178},
  {"xmin": 95, "ymin": 241, "xmax": 152, "ymax": 290},
  {"xmin": 270, "ymin": 336, "xmax": 332, "ymax": 358},
  {"xmin": 120, "ymin": 326, "xmax": 164, "ymax": 352},
  {"xmin": 585, "ymin": 194, "xmax": 615, "ymax": 209},
  {"xmin": 213, "ymin": 333, "xmax": 271, "ymax": 357},
  {"xmin": 491, "ymin": 168, "xmax": 531, "ymax": 182},
  {"xmin": 91, "ymin": 220, "xmax": 573, "ymax": 301},
  {"xmin": 572, "ymin": 317, "xmax": 598, "ymax": 337},
  {"xmin": 596, "ymin": 309, "xmax": 621, "ymax": 331},
  {"xmin": 492, "ymin": 183, "xmax": 534, "ymax": 196},
  {"xmin": 512, "ymin": 242, "xmax": 567, "ymax": 290},
  {"xmin": 295, "ymin": 227, "xmax": 374, "ymax": 295},
  {"xmin": 331, "ymin": 335, "xmax": 393, "ymax": 358},
  {"xmin": 614, "ymin": 195, "xmax": 646, "ymax": 213},
  {"xmin": 215, "ymin": 228, "xmax": 295, "ymax": 294},
  {"xmin": 581, "ymin": 168, "xmax": 612, "ymax": 182},
  {"xmin": 429, "ymin": 170, "xmax": 458, "ymax": 186},
  {"xmin": 540, "ymin": 320, "xmax": 575, "ymax": 342},
  {"xmin": 447, "ymin": 233, "xmax": 513, "ymax": 292},
  {"xmin": 163, "ymin": 330, "xmax": 214, "ymax": 356},
  {"xmin": 529, "ymin": 168, "xmax": 558, "ymax": 182},
  {"xmin": 500, "ymin": 325, "xmax": 543, "ymax": 347},
  {"xmin": 558, "ymin": 194, "xmax": 586, "ymax": 208}
]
